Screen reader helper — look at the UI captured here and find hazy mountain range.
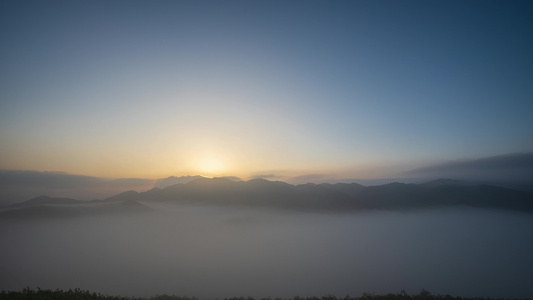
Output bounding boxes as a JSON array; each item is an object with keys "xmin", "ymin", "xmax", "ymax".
[
  {"xmin": 153, "ymin": 175, "xmax": 241, "ymax": 189},
  {"xmin": 2, "ymin": 177, "xmax": 532, "ymax": 218},
  {"xmin": 0, "ymin": 170, "xmax": 155, "ymax": 204}
]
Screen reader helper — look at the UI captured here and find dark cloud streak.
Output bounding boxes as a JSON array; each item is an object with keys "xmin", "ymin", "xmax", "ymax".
[{"xmin": 408, "ymin": 152, "xmax": 533, "ymax": 183}]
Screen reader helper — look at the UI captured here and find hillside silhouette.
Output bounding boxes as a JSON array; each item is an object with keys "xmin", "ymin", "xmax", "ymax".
[
  {"xmin": 2, "ymin": 178, "xmax": 532, "ymax": 218},
  {"xmin": 109, "ymin": 177, "xmax": 533, "ymax": 213}
]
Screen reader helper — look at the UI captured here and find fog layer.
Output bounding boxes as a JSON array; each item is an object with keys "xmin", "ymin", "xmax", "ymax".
[{"xmin": 1, "ymin": 204, "xmax": 532, "ymax": 299}]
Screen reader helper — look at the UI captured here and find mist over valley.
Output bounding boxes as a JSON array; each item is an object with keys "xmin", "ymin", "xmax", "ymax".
[{"xmin": 1, "ymin": 177, "xmax": 533, "ymax": 299}]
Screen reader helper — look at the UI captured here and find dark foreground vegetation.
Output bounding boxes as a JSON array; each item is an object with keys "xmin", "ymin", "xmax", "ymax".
[{"xmin": 0, "ymin": 288, "xmax": 529, "ymax": 300}]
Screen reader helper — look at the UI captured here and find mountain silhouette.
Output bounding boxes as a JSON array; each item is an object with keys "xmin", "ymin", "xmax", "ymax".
[
  {"xmin": 117, "ymin": 177, "xmax": 533, "ymax": 213},
  {"xmin": 153, "ymin": 175, "xmax": 207, "ymax": 189},
  {"xmin": 10, "ymin": 195, "xmax": 83, "ymax": 207},
  {"xmin": 3, "ymin": 178, "xmax": 532, "ymax": 217}
]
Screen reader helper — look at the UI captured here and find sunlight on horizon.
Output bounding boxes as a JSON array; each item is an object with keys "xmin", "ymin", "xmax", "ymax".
[
  {"xmin": 0, "ymin": 0, "xmax": 531, "ymax": 183},
  {"xmin": 188, "ymin": 151, "xmax": 231, "ymax": 177}
]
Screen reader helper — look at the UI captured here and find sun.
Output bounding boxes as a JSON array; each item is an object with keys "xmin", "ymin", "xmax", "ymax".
[{"xmin": 196, "ymin": 156, "xmax": 225, "ymax": 175}]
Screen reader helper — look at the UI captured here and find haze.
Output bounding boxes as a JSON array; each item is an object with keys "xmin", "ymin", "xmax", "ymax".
[{"xmin": 2, "ymin": 203, "xmax": 533, "ymax": 299}]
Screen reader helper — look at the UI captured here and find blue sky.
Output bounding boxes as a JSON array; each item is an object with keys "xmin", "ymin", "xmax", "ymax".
[{"xmin": 1, "ymin": 0, "xmax": 532, "ymax": 179}]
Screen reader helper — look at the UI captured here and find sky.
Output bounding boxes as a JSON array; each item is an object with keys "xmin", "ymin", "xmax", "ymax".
[{"xmin": 1, "ymin": 0, "xmax": 532, "ymax": 180}]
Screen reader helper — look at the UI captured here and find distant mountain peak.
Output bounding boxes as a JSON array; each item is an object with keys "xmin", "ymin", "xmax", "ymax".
[
  {"xmin": 187, "ymin": 176, "xmax": 237, "ymax": 186},
  {"xmin": 247, "ymin": 178, "xmax": 271, "ymax": 184},
  {"xmin": 153, "ymin": 175, "xmax": 207, "ymax": 189},
  {"xmin": 15, "ymin": 196, "xmax": 82, "ymax": 207},
  {"xmin": 219, "ymin": 176, "xmax": 242, "ymax": 182},
  {"xmin": 104, "ymin": 190, "xmax": 139, "ymax": 202}
]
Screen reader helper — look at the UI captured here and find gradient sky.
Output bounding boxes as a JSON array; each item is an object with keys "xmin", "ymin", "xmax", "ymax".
[{"xmin": 1, "ymin": 0, "xmax": 532, "ymax": 180}]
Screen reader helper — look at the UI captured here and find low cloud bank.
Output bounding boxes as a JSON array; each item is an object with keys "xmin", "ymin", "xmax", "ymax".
[
  {"xmin": 2, "ymin": 205, "xmax": 533, "ymax": 298},
  {"xmin": 408, "ymin": 152, "xmax": 533, "ymax": 183}
]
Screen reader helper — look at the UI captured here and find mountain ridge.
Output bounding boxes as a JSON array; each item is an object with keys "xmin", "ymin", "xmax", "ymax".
[
  {"xmin": 2, "ymin": 178, "xmax": 532, "ymax": 217},
  {"xmin": 129, "ymin": 178, "xmax": 533, "ymax": 213}
]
